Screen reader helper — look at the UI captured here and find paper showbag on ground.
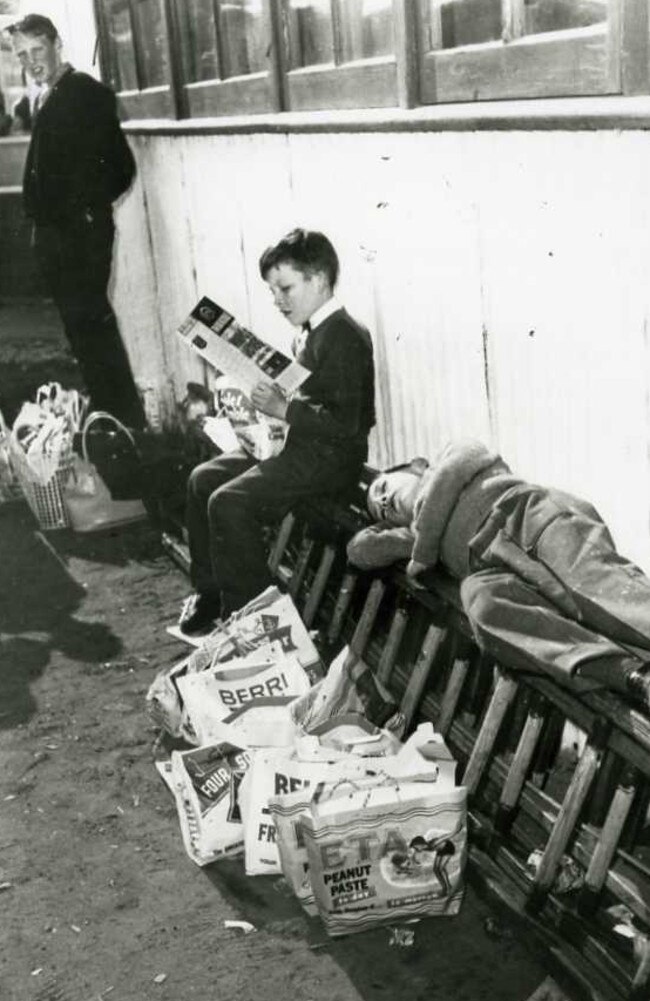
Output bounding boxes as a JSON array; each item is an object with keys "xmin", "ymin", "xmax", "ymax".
[
  {"xmin": 291, "ymin": 646, "xmax": 399, "ymax": 733},
  {"xmin": 296, "ymin": 713, "xmax": 402, "ymax": 761},
  {"xmin": 381, "ymin": 723, "xmax": 458, "ymax": 786},
  {"xmin": 301, "ymin": 778, "xmax": 467, "ymax": 937},
  {"xmin": 146, "ymin": 655, "xmax": 195, "ymax": 741},
  {"xmin": 188, "ymin": 586, "xmax": 322, "ymax": 678},
  {"xmin": 147, "ymin": 585, "xmax": 320, "ymax": 743},
  {"xmin": 176, "ymin": 641, "xmax": 310, "ymax": 745},
  {"xmin": 270, "ymin": 721, "xmax": 455, "ymax": 917},
  {"xmin": 239, "ymin": 741, "xmax": 390, "ymax": 878},
  {"xmin": 170, "ymin": 741, "xmax": 252, "ymax": 867},
  {"xmin": 269, "ymin": 785, "xmax": 323, "ymax": 916}
]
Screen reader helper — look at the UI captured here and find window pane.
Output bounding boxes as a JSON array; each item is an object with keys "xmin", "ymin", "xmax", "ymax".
[
  {"xmin": 420, "ymin": 0, "xmax": 502, "ymax": 50},
  {"xmin": 218, "ymin": 0, "xmax": 267, "ymax": 77},
  {"xmin": 104, "ymin": 0, "xmax": 139, "ymax": 91},
  {"xmin": 132, "ymin": 0, "xmax": 170, "ymax": 88},
  {"xmin": 524, "ymin": 0, "xmax": 607, "ymax": 36},
  {"xmin": 175, "ymin": 0, "xmax": 219, "ymax": 82},
  {"xmin": 284, "ymin": 0, "xmax": 334, "ymax": 69},
  {"xmin": 338, "ymin": 0, "xmax": 394, "ymax": 62}
]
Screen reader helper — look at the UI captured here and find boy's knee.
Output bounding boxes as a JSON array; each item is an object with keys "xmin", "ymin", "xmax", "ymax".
[
  {"xmin": 188, "ymin": 461, "xmax": 229, "ymax": 502},
  {"xmin": 207, "ymin": 481, "xmax": 251, "ymax": 525}
]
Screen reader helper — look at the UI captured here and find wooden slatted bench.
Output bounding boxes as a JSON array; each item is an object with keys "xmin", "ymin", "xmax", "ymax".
[
  {"xmin": 161, "ymin": 462, "xmax": 650, "ymax": 1000},
  {"xmin": 262, "ymin": 475, "xmax": 650, "ymax": 1001}
]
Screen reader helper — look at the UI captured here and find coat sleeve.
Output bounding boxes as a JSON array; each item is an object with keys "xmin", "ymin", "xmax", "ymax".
[
  {"xmin": 347, "ymin": 524, "xmax": 415, "ymax": 569},
  {"xmin": 411, "ymin": 440, "xmax": 499, "ymax": 568},
  {"xmin": 65, "ymin": 78, "xmax": 135, "ymax": 215}
]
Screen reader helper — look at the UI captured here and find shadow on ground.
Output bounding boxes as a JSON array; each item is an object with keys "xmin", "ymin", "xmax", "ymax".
[{"xmin": 0, "ymin": 502, "xmax": 123, "ymax": 728}]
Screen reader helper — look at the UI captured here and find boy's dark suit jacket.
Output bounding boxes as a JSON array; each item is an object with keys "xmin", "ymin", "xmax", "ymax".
[{"xmin": 287, "ymin": 306, "xmax": 375, "ymax": 461}]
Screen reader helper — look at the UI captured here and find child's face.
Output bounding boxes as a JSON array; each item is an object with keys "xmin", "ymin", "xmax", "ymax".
[
  {"xmin": 265, "ymin": 262, "xmax": 329, "ymax": 328},
  {"xmin": 367, "ymin": 469, "xmax": 422, "ymax": 526}
]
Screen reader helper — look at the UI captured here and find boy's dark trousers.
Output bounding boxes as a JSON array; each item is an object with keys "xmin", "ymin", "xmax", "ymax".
[
  {"xmin": 186, "ymin": 442, "xmax": 364, "ymax": 614},
  {"xmin": 460, "ymin": 484, "xmax": 650, "ymax": 693},
  {"xmin": 34, "ymin": 211, "xmax": 146, "ymax": 429}
]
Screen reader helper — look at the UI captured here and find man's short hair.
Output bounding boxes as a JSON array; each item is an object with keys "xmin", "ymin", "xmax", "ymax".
[
  {"xmin": 8, "ymin": 14, "xmax": 59, "ymax": 41},
  {"xmin": 259, "ymin": 228, "xmax": 339, "ymax": 287}
]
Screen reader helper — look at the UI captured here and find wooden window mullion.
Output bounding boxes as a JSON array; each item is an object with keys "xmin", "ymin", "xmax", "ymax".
[
  {"xmin": 331, "ymin": 0, "xmax": 344, "ymax": 66},
  {"xmin": 162, "ymin": 0, "xmax": 187, "ymax": 117},
  {"xmin": 394, "ymin": 0, "xmax": 419, "ymax": 109},
  {"xmin": 267, "ymin": 0, "xmax": 288, "ymax": 111},
  {"xmin": 213, "ymin": 0, "xmax": 226, "ymax": 81},
  {"xmin": 128, "ymin": 0, "xmax": 148, "ymax": 91},
  {"xmin": 93, "ymin": 0, "xmax": 112, "ymax": 86},
  {"xmin": 501, "ymin": 0, "xmax": 526, "ymax": 44},
  {"xmin": 620, "ymin": 0, "xmax": 649, "ymax": 94}
]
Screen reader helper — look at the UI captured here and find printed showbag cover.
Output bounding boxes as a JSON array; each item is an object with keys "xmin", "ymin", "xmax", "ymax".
[{"xmin": 170, "ymin": 741, "xmax": 252, "ymax": 867}]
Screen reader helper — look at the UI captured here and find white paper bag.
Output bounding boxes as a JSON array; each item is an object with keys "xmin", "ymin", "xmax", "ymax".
[
  {"xmin": 301, "ymin": 778, "xmax": 467, "ymax": 936},
  {"xmin": 177, "ymin": 641, "xmax": 311, "ymax": 745},
  {"xmin": 170, "ymin": 741, "xmax": 252, "ymax": 867}
]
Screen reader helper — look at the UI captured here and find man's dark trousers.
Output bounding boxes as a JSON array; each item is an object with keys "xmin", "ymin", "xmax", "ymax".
[
  {"xmin": 34, "ymin": 209, "xmax": 145, "ymax": 429},
  {"xmin": 187, "ymin": 443, "xmax": 364, "ymax": 614}
]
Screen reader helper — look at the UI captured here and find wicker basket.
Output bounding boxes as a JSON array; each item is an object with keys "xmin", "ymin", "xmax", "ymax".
[{"xmin": 10, "ymin": 444, "xmax": 74, "ymax": 530}]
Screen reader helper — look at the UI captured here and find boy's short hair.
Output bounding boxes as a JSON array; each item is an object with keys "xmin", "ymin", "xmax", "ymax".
[
  {"xmin": 8, "ymin": 14, "xmax": 59, "ymax": 41},
  {"xmin": 259, "ymin": 228, "xmax": 339, "ymax": 287}
]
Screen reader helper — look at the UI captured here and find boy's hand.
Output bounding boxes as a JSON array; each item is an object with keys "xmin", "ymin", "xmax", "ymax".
[{"xmin": 251, "ymin": 380, "xmax": 288, "ymax": 420}]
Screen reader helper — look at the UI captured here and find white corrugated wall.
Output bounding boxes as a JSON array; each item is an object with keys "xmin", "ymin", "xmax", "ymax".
[{"xmin": 111, "ymin": 127, "xmax": 650, "ymax": 570}]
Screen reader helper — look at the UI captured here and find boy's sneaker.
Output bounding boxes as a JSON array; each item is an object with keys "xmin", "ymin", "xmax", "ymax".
[{"xmin": 178, "ymin": 593, "xmax": 220, "ymax": 636}]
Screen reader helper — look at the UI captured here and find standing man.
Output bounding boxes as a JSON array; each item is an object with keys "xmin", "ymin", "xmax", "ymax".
[
  {"xmin": 9, "ymin": 14, "xmax": 145, "ymax": 429},
  {"xmin": 180, "ymin": 228, "xmax": 375, "ymax": 633}
]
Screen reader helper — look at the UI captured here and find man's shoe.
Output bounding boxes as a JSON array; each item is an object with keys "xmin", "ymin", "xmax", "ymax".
[{"xmin": 178, "ymin": 593, "xmax": 220, "ymax": 636}]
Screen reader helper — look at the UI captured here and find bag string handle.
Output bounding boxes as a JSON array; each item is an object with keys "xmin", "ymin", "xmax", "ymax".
[{"xmin": 81, "ymin": 411, "xmax": 138, "ymax": 465}]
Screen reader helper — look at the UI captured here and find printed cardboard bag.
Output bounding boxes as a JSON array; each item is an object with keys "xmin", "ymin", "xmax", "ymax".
[
  {"xmin": 301, "ymin": 778, "xmax": 467, "ymax": 937},
  {"xmin": 148, "ymin": 588, "xmax": 321, "ymax": 742},
  {"xmin": 291, "ymin": 645, "xmax": 399, "ymax": 734},
  {"xmin": 381, "ymin": 723, "xmax": 458, "ymax": 786},
  {"xmin": 146, "ymin": 655, "xmax": 196, "ymax": 741},
  {"xmin": 269, "ymin": 785, "xmax": 323, "ymax": 916},
  {"xmin": 176, "ymin": 641, "xmax": 311, "ymax": 745},
  {"xmin": 170, "ymin": 741, "xmax": 252, "ymax": 867},
  {"xmin": 269, "ymin": 773, "xmax": 390, "ymax": 916},
  {"xmin": 270, "ymin": 722, "xmax": 455, "ymax": 917},
  {"xmin": 239, "ymin": 748, "xmax": 382, "ymax": 878},
  {"xmin": 188, "ymin": 586, "xmax": 321, "ymax": 677}
]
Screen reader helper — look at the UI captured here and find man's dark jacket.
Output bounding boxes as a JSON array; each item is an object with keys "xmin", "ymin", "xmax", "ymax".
[{"xmin": 23, "ymin": 67, "xmax": 135, "ymax": 225}]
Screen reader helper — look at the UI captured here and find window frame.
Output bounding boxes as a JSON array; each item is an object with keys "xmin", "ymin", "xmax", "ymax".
[
  {"xmin": 95, "ymin": 0, "xmax": 177, "ymax": 118},
  {"xmin": 416, "ymin": 0, "xmax": 626, "ymax": 104},
  {"xmin": 94, "ymin": 0, "xmax": 650, "ymax": 122},
  {"xmin": 278, "ymin": 0, "xmax": 400, "ymax": 112},
  {"xmin": 172, "ymin": 0, "xmax": 283, "ymax": 118}
]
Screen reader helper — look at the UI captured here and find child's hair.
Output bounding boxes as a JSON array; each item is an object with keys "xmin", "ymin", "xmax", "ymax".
[
  {"xmin": 8, "ymin": 14, "xmax": 59, "ymax": 41},
  {"xmin": 259, "ymin": 228, "xmax": 339, "ymax": 287}
]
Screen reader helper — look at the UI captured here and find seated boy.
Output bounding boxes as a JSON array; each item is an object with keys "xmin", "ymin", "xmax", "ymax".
[
  {"xmin": 180, "ymin": 228, "xmax": 375, "ymax": 634},
  {"xmin": 347, "ymin": 439, "xmax": 650, "ymax": 710}
]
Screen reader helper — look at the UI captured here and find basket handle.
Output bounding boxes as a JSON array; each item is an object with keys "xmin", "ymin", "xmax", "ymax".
[{"xmin": 81, "ymin": 411, "xmax": 138, "ymax": 465}]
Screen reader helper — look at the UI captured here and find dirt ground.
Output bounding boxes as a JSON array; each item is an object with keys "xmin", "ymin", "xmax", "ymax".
[{"xmin": 0, "ymin": 300, "xmax": 552, "ymax": 1001}]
